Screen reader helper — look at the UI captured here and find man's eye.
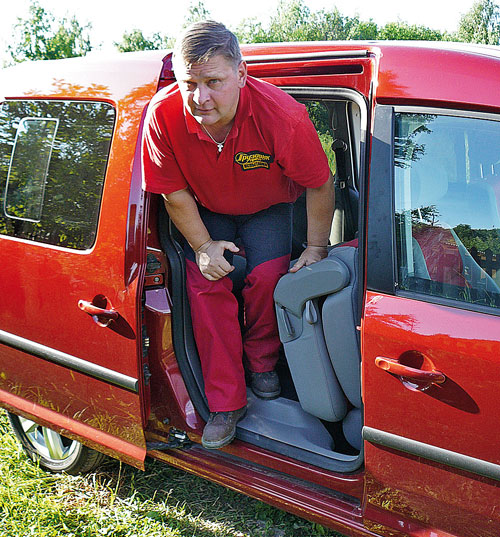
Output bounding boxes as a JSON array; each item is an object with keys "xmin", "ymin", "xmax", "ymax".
[
  {"xmin": 184, "ymin": 81, "xmax": 196, "ymax": 91},
  {"xmin": 208, "ymin": 79, "xmax": 220, "ymax": 87}
]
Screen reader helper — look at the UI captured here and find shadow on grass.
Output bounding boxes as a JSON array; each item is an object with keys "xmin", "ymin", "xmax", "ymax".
[
  {"xmin": 93, "ymin": 456, "xmax": 345, "ymax": 537},
  {"xmin": 0, "ymin": 410, "xmax": 345, "ymax": 537}
]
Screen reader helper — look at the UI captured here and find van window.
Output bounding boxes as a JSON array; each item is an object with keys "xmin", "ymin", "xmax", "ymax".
[
  {"xmin": 394, "ymin": 112, "xmax": 500, "ymax": 310},
  {"xmin": 302, "ymin": 100, "xmax": 337, "ymax": 172},
  {"xmin": 0, "ymin": 100, "xmax": 115, "ymax": 250},
  {"xmin": 4, "ymin": 117, "xmax": 59, "ymax": 222}
]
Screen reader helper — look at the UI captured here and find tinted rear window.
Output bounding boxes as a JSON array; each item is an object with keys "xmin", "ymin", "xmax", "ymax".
[{"xmin": 0, "ymin": 100, "xmax": 115, "ymax": 250}]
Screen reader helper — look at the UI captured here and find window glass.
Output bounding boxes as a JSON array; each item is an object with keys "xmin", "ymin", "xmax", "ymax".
[
  {"xmin": 5, "ymin": 117, "xmax": 58, "ymax": 221},
  {"xmin": 395, "ymin": 112, "xmax": 500, "ymax": 310},
  {"xmin": 302, "ymin": 100, "xmax": 336, "ymax": 173},
  {"xmin": 0, "ymin": 100, "xmax": 115, "ymax": 249}
]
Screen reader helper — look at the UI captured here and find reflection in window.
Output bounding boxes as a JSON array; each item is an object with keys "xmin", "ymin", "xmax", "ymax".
[
  {"xmin": 394, "ymin": 112, "xmax": 500, "ymax": 310},
  {"xmin": 0, "ymin": 100, "xmax": 115, "ymax": 249},
  {"xmin": 5, "ymin": 117, "xmax": 58, "ymax": 221}
]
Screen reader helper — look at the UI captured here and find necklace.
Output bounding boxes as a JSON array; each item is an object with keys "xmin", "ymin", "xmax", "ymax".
[{"xmin": 201, "ymin": 124, "xmax": 230, "ymax": 153}]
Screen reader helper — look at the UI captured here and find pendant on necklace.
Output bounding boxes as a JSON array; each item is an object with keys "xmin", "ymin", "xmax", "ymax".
[{"xmin": 201, "ymin": 123, "xmax": 228, "ymax": 153}]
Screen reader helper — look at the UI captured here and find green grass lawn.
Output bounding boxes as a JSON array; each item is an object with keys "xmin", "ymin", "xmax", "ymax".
[{"xmin": 0, "ymin": 410, "xmax": 345, "ymax": 537}]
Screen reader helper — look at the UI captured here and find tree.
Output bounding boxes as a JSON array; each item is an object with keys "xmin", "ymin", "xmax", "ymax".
[
  {"xmin": 114, "ymin": 29, "xmax": 170, "ymax": 52},
  {"xmin": 184, "ymin": 0, "xmax": 211, "ymax": 27},
  {"xmin": 236, "ymin": 0, "xmax": 441, "ymax": 44},
  {"xmin": 8, "ymin": 1, "xmax": 92, "ymax": 63},
  {"xmin": 348, "ymin": 19, "xmax": 379, "ymax": 40},
  {"xmin": 236, "ymin": 0, "xmax": 374, "ymax": 43},
  {"xmin": 456, "ymin": 0, "xmax": 500, "ymax": 44},
  {"xmin": 378, "ymin": 21, "xmax": 443, "ymax": 41}
]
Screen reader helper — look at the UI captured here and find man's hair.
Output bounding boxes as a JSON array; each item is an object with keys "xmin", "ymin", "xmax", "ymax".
[{"xmin": 173, "ymin": 20, "xmax": 242, "ymax": 71}]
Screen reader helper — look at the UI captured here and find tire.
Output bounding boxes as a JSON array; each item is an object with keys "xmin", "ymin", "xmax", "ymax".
[{"xmin": 7, "ymin": 412, "xmax": 107, "ymax": 474}]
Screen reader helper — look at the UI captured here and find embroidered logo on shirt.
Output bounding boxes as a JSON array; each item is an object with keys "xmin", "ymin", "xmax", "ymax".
[{"xmin": 234, "ymin": 151, "xmax": 274, "ymax": 171}]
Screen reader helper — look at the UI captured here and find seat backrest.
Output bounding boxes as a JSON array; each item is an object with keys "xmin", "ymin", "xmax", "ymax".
[
  {"xmin": 274, "ymin": 255, "xmax": 351, "ymax": 422},
  {"xmin": 321, "ymin": 245, "xmax": 361, "ymax": 408}
]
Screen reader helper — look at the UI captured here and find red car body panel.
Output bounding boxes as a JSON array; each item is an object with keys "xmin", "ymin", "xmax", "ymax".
[
  {"xmin": 362, "ymin": 292, "xmax": 500, "ymax": 536},
  {"xmin": 1, "ymin": 42, "xmax": 500, "ymax": 536},
  {"xmin": 0, "ymin": 52, "xmax": 164, "ymax": 468}
]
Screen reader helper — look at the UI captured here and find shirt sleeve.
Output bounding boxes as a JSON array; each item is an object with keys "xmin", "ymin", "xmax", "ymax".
[
  {"xmin": 276, "ymin": 108, "xmax": 331, "ymax": 188},
  {"xmin": 141, "ymin": 101, "xmax": 188, "ymax": 195}
]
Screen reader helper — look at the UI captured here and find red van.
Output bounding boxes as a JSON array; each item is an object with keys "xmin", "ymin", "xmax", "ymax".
[{"xmin": 1, "ymin": 42, "xmax": 500, "ymax": 537}]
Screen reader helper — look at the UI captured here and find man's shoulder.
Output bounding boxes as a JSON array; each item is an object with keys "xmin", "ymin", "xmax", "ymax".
[
  {"xmin": 247, "ymin": 77, "xmax": 306, "ymax": 124},
  {"xmin": 149, "ymin": 82, "xmax": 183, "ymax": 112}
]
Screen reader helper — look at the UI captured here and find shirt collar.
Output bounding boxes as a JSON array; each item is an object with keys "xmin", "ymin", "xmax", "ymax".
[{"xmin": 183, "ymin": 81, "xmax": 253, "ymax": 141}]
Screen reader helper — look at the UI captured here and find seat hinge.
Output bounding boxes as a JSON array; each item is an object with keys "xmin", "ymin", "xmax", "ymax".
[{"xmin": 146, "ymin": 428, "xmax": 192, "ymax": 451}]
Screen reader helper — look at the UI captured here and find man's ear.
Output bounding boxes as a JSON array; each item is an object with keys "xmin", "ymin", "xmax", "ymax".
[{"xmin": 238, "ymin": 61, "xmax": 248, "ymax": 88}]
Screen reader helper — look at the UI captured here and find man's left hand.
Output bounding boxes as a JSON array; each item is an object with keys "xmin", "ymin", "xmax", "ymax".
[{"xmin": 289, "ymin": 245, "xmax": 328, "ymax": 273}]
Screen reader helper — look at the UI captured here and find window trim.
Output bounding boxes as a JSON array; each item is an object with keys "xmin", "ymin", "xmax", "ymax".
[
  {"xmin": 394, "ymin": 105, "xmax": 500, "ymax": 124},
  {"xmin": 4, "ymin": 116, "xmax": 59, "ymax": 223},
  {"xmin": 287, "ymin": 87, "xmax": 369, "ymax": 318},
  {"xmin": 283, "ymin": 87, "xmax": 368, "ymax": 193},
  {"xmin": 392, "ymin": 105, "xmax": 500, "ymax": 317},
  {"xmin": 366, "ymin": 104, "xmax": 396, "ymax": 295}
]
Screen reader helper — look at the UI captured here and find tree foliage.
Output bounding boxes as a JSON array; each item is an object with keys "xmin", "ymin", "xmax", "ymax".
[
  {"xmin": 236, "ymin": 0, "xmax": 443, "ymax": 43},
  {"xmin": 8, "ymin": 1, "xmax": 92, "ymax": 63},
  {"xmin": 5, "ymin": 0, "xmax": 500, "ymax": 60},
  {"xmin": 114, "ymin": 29, "xmax": 170, "ymax": 52},
  {"xmin": 378, "ymin": 21, "xmax": 443, "ymax": 41},
  {"xmin": 184, "ymin": 0, "xmax": 212, "ymax": 27},
  {"xmin": 120, "ymin": 0, "xmax": 214, "ymax": 51},
  {"xmin": 455, "ymin": 224, "xmax": 500, "ymax": 253},
  {"xmin": 456, "ymin": 0, "xmax": 500, "ymax": 44},
  {"xmin": 236, "ymin": 0, "xmax": 380, "ymax": 43}
]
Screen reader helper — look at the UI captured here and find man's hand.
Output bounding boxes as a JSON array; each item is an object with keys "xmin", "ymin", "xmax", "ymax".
[
  {"xmin": 289, "ymin": 245, "xmax": 328, "ymax": 273},
  {"xmin": 195, "ymin": 239, "xmax": 240, "ymax": 281}
]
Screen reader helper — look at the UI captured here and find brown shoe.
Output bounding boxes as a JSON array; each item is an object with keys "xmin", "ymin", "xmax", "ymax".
[
  {"xmin": 250, "ymin": 371, "xmax": 281, "ymax": 399},
  {"xmin": 201, "ymin": 406, "xmax": 247, "ymax": 449}
]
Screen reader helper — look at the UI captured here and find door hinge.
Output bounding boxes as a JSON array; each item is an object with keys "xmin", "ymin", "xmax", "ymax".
[
  {"xmin": 142, "ymin": 325, "xmax": 150, "ymax": 358},
  {"xmin": 146, "ymin": 428, "xmax": 192, "ymax": 451}
]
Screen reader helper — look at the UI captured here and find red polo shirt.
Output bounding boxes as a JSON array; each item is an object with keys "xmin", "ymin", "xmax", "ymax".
[{"xmin": 142, "ymin": 76, "xmax": 330, "ymax": 215}]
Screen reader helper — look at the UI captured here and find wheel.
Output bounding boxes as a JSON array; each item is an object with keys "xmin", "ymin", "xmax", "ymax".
[{"xmin": 7, "ymin": 412, "xmax": 107, "ymax": 474}]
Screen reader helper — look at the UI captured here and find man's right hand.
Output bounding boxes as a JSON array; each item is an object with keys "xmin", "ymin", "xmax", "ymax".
[{"xmin": 195, "ymin": 240, "xmax": 240, "ymax": 281}]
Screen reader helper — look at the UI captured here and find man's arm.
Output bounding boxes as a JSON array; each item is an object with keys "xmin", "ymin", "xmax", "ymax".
[
  {"xmin": 162, "ymin": 189, "xmax": 239, "ymax": 281},
  {"xmin": 289, "ymin": 171, "xmax": 335, "ymax": 273}
]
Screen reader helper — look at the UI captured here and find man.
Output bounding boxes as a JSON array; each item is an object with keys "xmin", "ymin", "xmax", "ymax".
[{"xmin": 142, "ymin": 21, "xmax": 334, "ymax": 449}]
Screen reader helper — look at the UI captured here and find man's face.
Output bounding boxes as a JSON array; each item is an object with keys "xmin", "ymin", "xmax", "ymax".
[{"xmin": 175, "ymin": 54, "xmax": 247, "ymax": 132}]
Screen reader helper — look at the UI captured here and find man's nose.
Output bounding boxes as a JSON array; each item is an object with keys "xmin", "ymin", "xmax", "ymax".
[{"xmin": 193, "ymin": 85, "xmax": 210, "ymax": 105}]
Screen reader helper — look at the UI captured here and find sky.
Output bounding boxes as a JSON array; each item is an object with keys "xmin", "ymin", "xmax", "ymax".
[{"xmin": 0, "ymin": 0, "xmax": 480, "ymax": 64}]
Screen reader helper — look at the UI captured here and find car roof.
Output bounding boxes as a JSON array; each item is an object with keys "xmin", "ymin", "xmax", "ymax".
[{"xmin": 2, "ymin": 41, "xmax": 500, "ymax": 111}]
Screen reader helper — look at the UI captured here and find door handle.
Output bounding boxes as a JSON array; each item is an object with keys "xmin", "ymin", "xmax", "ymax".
[
  {"xmin": 78, "ymin": 297, "xmax": 119, "ymax": 327},
  {"xmin": 375, "ymin": 356, "xmax": 445, "ymax": 385}
]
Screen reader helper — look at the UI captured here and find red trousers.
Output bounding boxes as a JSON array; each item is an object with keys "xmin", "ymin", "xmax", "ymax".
[{"xmin": 184, "ymin": 204, "xmax": 292, "ymax": 412}]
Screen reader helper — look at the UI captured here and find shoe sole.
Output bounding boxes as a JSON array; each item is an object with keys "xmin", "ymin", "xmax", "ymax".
[
  {"xmin": 202, "ymin": 431, "xmax": 236, "ymax": 450},
  {"xmin": 250, "ymin": 386, "xmax": 281, "ymax": 399}
]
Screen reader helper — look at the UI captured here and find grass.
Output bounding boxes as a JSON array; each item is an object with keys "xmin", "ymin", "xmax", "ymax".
[{"xmin": 0, "ymin": 410, "xmax": 345, "ymax": 537}]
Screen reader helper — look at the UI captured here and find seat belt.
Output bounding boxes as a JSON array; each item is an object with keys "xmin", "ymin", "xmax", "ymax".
[{"xmin": 332, "ymin": 138, "xmax": 356, "ymax": 240}]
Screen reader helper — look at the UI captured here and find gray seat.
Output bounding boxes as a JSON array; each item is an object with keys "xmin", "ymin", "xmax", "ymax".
[
  {"xmin": 274, "ymin": 256, "xmax": 349, "ymax": 422},
  {"xmin": 274, "ymin": 246, "xmax": 361, "ymax": 423},
  {"xmin": 321, "ymin": 246, "xmax": 361, "ymax": 408},
  {"xmin": 274, "ymin": 244, "xmax": 362, "ymax": 449},
  {"xmin": 320, "ymin": 245, "xmax": 362, "ymax": 450}
]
